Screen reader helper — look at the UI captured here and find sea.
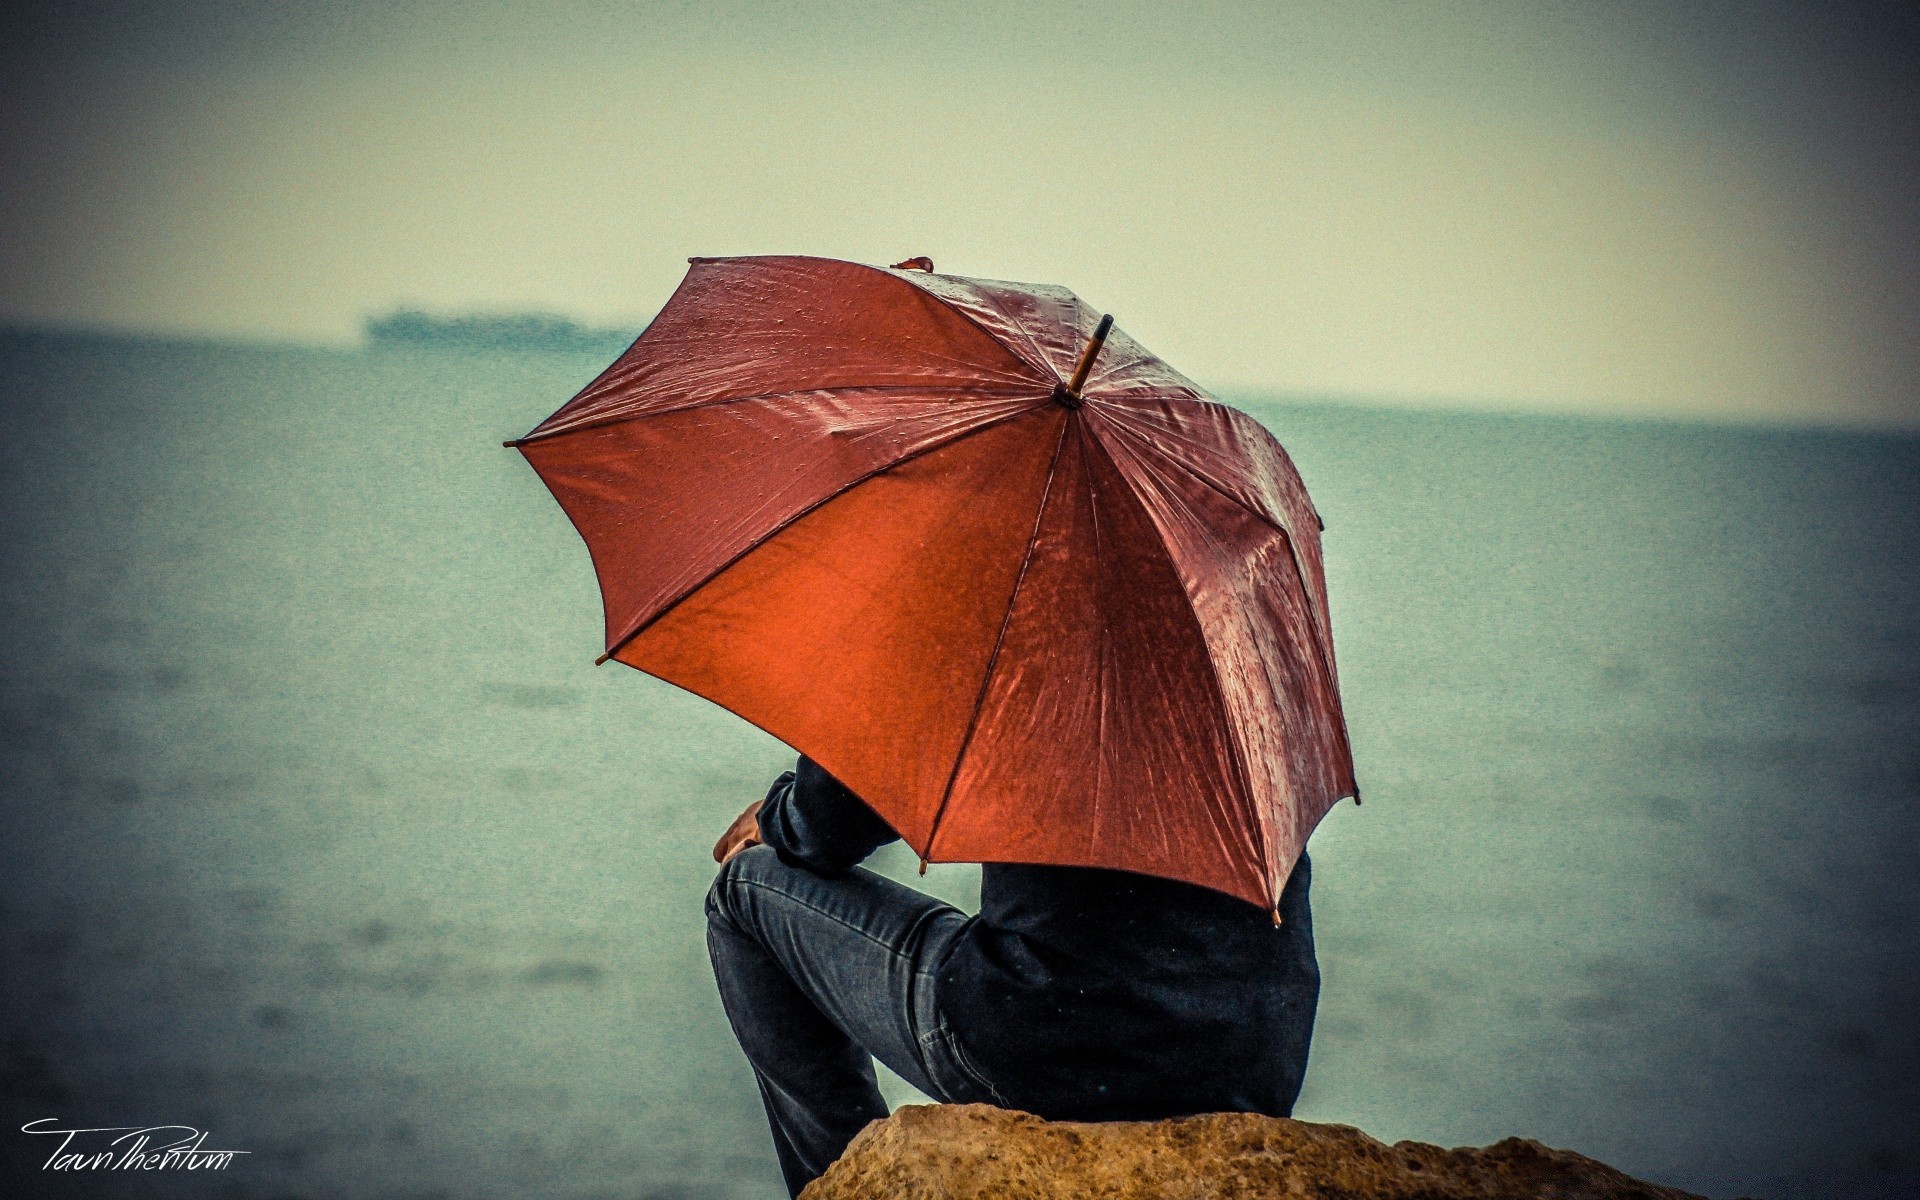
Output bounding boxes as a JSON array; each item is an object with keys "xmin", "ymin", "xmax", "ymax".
[{"xmin": 1, "ymin": 326, "xmax": 1914, "ymax": 1200}]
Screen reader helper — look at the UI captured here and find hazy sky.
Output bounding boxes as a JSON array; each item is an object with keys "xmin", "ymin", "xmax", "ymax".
[{"xmin": 2, "ymin": 2, "xmax": 1915, "ymax": 425}]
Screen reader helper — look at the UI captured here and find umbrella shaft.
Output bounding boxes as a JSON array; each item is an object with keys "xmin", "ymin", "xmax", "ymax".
[{"xmin": 1066, "ymin": 314, "xmax": 1115, "ymax": 398}]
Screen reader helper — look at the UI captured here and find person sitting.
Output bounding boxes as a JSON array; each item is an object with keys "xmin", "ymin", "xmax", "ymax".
[{"xmin": 706, "ymin": 754, "xmax": 1320, "ymax": 1198}]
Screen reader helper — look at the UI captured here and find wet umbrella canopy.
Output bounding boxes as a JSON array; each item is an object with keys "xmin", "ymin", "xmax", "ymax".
[{"xmin": 508, "ymin": 255, "xmax": 1357, "ymax": 912}]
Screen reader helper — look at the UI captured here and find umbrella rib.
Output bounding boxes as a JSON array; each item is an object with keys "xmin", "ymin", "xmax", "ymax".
[
  {"xmin": 921, "ymin": 414, "xmax": 1074, "ymax": 862},
  {"xmin": 1091, "ymin": 409, "xmax": 1295, "ymax": 538},
  {"xmin": 1081, "ymin": 414, "xmax": 1276, "ymax": 903},
  {"xmin": 510, "ymin": 383, "xmax": 1039, "ymax": 446},
  {"xmin": 889, "ymin": 268, "xmax": 1061, "ymax": 385},
  {"xmin": 1095, "ymin": 414, "xmax": 1357, "ymax": 802},
  {"xmin": 1278, "ymin": 532, "xmax": 1360, "ymax": 803},
  {"xmin": 1095, "ymin": 412, "xmax": 1341, "ymax": 671},
  {"xmin": 521, "ymin": 261, "xmax": 1069, "ymax": 450},
  {"xmin": 957, "ymin": 281, "xmax": 1064, "ymax": 382},
  {"xmin": 515, "ymin": 255, "xmax": 1049, "ymax": 448},
  {"xmin": 1086, "ymin": 422, "xmax": 1113, "ymax": 854},
  {"xmin": 595, "ymin": 401, "xmax": 1055, "ymax": 665}
]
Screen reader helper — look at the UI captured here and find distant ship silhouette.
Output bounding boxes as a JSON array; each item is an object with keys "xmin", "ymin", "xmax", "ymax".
[{"xmin": 365, "ymin": 309, "xmax": 639, "ymax": 356}]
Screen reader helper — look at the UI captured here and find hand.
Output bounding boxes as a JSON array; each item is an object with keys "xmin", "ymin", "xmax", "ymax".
[{"xmin": 713, "ymin": 799, "xmax": 764, "ymax": 865}]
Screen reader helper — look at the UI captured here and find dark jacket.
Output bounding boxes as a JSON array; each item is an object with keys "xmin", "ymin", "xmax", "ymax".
[{"xmin": 758, "ymin": 756, "xmax": 1320, "ymax": 1120}]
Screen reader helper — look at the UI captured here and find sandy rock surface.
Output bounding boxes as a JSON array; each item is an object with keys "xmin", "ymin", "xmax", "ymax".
[{"xmin": 800, "ymin": 1103, "xmax": 1715, "ymax": 1200}]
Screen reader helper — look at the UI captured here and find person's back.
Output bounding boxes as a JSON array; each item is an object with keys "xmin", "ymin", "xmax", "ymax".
[
  {"xmin": 937, "ymin": 860, "xmax": 1317, "ymax": 1120},
  {"xmin": 708, "ymin": 755, "xmax": 1321, "ymax": 1197}
]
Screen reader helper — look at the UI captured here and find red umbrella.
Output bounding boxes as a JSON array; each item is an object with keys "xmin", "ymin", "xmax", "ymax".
[{"xmin": 508, "ymin": 255, "xmax": 1356, "ymax": 913}]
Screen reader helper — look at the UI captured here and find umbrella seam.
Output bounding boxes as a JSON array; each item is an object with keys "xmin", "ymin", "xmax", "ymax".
[
  {"xmin": 890, "ymin": 267, "xmax": 1065, "ymax": 386},
  {"xmin": 1090, "ymin": 412, "xmax": 1294, "ymax": 537},
  {"xmin": 1091, "ymin": 392, "xmax": 1326, "ymax": 528},
  {"xmin": 859, "ymin": 259, "xmax": 1055, "ymax": 382},
  {"xmin": 673, "ymin": 253, "xmax": 1066, "ymax": 388},
  {"xmin": 1094, "ymin": 415, "xmax": 1358, "ymax": 806},
  {"xmin": 1085, "ymin": 421, "xmax": 1113, "ymax": 855},
  {"xmin": 936, "ymin": 274, "xmax": 1059, "ymax": 382},
  {"xmin": 519, "ymin": 255, "xmax": 1050, "ymax": 444},
  {"xmin": 515, "ymin": 384, "xmax": 1042, "ymax": 445},
  {"xmin": 1093, "ymin": 417, "xmax": 1350, "ymax": 706},
  {"xmin": 595, "ymin": 401, "xmax": 1056, "ymax": 665},
  {"xmin": 1080, "ymin": 412, "xmax": 1275, "ymax": 906},
  {"xmin": 520, "ymin": 264, "xmax": 705, "ymax": 431},
  {"xmin": 921, "ymin": 412, "xmax": 1074, "ymax": 862}
]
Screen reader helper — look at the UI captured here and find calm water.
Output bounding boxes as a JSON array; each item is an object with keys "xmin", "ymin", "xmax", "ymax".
[{"xmin": 1, "ymin": 328, "xmax": 1915, "ymax": 1199}]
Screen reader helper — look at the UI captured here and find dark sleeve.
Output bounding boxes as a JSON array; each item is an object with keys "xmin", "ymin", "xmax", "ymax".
[{"xmin": 756, "ymin": 755, "xmax": 901, "ymax": 875}]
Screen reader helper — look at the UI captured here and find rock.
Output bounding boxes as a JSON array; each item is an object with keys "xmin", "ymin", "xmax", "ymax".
[{"xmin": 800, "ymin": 1104, "xmax": 1711, "ymax": 1200}]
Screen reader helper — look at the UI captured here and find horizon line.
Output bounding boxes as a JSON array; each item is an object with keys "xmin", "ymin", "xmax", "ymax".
[{"xmin": 2, "ymin": 316, "xmax": 1914, "ymax": 440}]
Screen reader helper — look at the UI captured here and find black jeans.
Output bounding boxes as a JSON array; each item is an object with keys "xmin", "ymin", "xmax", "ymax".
[{"xmin": 706, "ymin": 845, "xmax": 1005, "ymax": 1197}]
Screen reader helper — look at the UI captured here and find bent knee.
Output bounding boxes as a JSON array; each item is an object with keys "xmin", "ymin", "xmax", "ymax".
[{"xmin": 706, "ymin": 843, "xmax": 780, "ymax": 925}]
